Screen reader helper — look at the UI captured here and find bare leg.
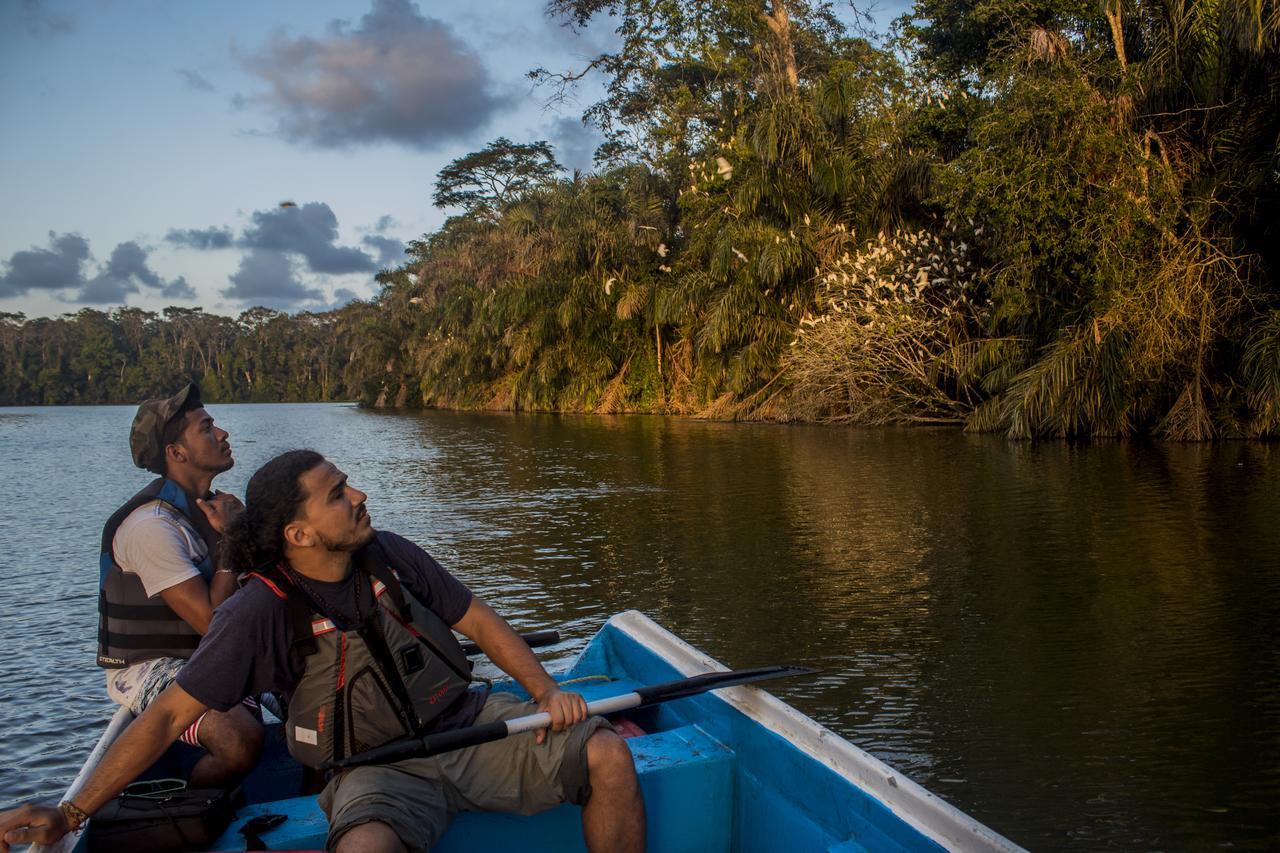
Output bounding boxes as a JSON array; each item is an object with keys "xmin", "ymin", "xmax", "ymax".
[
  {"xmin": 581, "ymin": 730, "xmax": 645, "ymax": 853},
  {"xmin": 189, "ymin": 704, "xmax": 264, "ymax": 787},
  {"xmin": 334, "ymin": 820, "xmax": 407, "ymax": 853}
]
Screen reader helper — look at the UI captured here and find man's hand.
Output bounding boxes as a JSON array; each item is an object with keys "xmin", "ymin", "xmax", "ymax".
[
  {"xmin": 453, "ymin": 598, "xmax": 588, "ymax": 744},
  {"xmin": 0, "ymin": 683, "xmax": 210, "ymax": 852},
  {"xmin": 534, "ymin": 686, "xmax": 588, "ymax": 745},
  {"xmin": 0, "ymin": 803, "xmax": 70, "ymax": 852},
  {"xmin": 197, "ymin": 491, "xmax": 244, "ymax": 535}
]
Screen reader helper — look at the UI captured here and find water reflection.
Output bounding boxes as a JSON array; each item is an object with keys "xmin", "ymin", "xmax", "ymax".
[{"xmin": 1, "ymin": 406, "xmax": 1276, "ymax": 850}]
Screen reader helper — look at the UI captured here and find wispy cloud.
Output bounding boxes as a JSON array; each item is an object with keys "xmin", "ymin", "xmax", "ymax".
[
  {"xmin": 18, "ymin": 0, "xmax": 74, "ymax": 38},
  {"xmin": 165, "ymin": 226, "xmax": 234, "ymax": 250},
  {"xmin": 177, "ymin": 69, "xmax": 216, "ymax": 93}
]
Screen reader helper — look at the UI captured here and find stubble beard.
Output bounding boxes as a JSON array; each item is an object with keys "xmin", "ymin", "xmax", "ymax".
[
  {"xmin": 317, "ymin": 523, "xmax": 376, "ymax": 554},
  {"xmin": 206, "ymin": 457, "xmax": 234, "ymax": 476}
]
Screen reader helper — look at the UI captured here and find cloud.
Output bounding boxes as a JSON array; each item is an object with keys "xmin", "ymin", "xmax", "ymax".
[
  {"xmin": 325, "ymin": 287, "xmax": 364, "ymax": 311},
  {"xmin": 177, "ymin": 69, "xmax": 216, "ymax": 93},
  {"xmin": 223, "ymin": 250, "xmax": 323, "ymax": 309},
  {"xmin": 165, "ymin": 226, "xmax": 234, "ymax": 250},
  {"xmin": 361, "ymin": 235, "xmax": 405, "ymax": 267},
  {"xmin": 241, "ymin": 203, "xmax": 377, "ymax": 274},
  {"xmin": 75, "ymin": 242, "xmax": 195, "ymax": 304},
  {"xmin": 239, "ymin": 0, "xmax": 513, "ymax": 149},
  {"xmin": 18, "ymin": 0, "xmax": 73, "ymax": 38},
  {"xmin": 0, "ymin": 234, "xmax": 194, "ymax": 304},
  {"xmin": 460, "ymin": 3, "xmax": 621, "ymax": 60},
  {"xmin": 303, "ymin": 286, "xmax": 366, "ymax": 313},
  {"xmin": 374, "ymin": 214, "xmax": 397, "ymax": 232},
  {"xmin": 168, "ymin": 204, "xmax": 377, "ymax": 274},
  {"xmin": 547, "ymin": 115, "xmax": 604, "ymax": 173},
  {"xmin": 0, "ymin": 232, "xmax": 90, "ymax": 297},
  {"xmin": 166, "ymin": 203, "xmax": 387, "ymax": 308}
]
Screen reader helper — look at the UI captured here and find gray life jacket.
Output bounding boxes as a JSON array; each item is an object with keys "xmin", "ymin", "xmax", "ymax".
[
  {"xmin": 246, "ymin": 541, "xmax": 474, "ymax": 770},
  {"xmin": 97, "ymin": 479, "xmax": 218, "ymax": 669}
]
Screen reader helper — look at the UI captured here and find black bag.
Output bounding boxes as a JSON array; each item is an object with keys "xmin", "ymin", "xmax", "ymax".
[{"xmin": 87, "ymin": 779, "xmax": 242, "ymax": 852}]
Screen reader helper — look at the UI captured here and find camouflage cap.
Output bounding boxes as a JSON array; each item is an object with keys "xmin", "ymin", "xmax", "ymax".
[{"xmin": 130, "ymin": 383, "xmax": 203, "ymax": 474}]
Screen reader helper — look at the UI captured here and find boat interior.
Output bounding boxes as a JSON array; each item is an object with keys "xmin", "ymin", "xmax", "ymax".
[{"xmin": 73, "ymin": 613, "xmax": 964, "ymax": 853}]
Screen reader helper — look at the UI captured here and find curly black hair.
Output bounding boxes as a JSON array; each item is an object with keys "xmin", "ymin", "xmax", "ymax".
[{"xmin": 222, "ymin": 449, "xmax": 325, "ymax": 574}]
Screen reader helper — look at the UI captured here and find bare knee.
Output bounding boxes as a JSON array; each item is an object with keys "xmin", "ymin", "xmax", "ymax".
[
  {"xmin": 581, "ymin": 730, "xmax": 645, "ymax": 852},
  {"xmin": 202, "ymin": 706, "xmax": 264, "ymax": 773},
  {"xmin": 334, "ymin": 820, "xmax": 406, "ymax": 853},
  {"xmin": 586, "ymin": 730, "xmax": 636, "ymax": 785}
]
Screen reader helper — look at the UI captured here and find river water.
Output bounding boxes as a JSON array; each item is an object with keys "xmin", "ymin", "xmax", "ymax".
[{"xmin": 0, "ymin": 404, "xmax": 1276, "ymax": 849}]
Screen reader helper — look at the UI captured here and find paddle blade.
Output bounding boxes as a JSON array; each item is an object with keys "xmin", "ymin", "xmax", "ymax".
[{"xmin": 633, "ymin": 665, "xmax": 819, "ymax": 705}]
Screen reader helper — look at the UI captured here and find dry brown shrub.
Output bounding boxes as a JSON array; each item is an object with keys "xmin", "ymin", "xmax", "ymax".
[
  {"xmin": 663, "ymin": 338, "xmax": 700, "ymax": 414},
  {"xmin": 485, "ymin": 374, "xmax": 517, "ymax": 411},
  {"xmin": 595, "ymin": 357, "xmax": 632, "ymax": 414},
  {"xmin": 1025, "ymin": 28, "xmax": 1070, "ymax": 66}
]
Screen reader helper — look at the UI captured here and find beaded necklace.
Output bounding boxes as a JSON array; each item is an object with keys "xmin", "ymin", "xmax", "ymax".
[{"xmin": 283, "ymin": 562, "xmax": 366, "ymax": 630}]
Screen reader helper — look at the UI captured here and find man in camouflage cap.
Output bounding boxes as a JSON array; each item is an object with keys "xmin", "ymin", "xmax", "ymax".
[
  {"xmin": 129, "ymin": 382, "xmax": 205, "ymax": 473},
  {"xmin": 97, "ymin": 383, "xmax": 263, "ymax": 786}
]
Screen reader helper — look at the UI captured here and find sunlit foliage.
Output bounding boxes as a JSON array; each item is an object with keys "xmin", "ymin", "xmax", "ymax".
[{"xmin": 9, "ymin": 1, "xmax": 1278, "ymax": 438}]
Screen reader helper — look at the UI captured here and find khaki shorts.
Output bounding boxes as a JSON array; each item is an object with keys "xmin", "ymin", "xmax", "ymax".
[{"xmin": 318, "ymin": 692, "xmax": 612, "ymax": 852}]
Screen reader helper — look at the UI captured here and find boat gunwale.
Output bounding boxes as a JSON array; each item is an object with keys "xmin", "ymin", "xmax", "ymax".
[
  {"xmin": 33, "ymin": 705, "xmax": 134, "ymax": 853},
  {"xmin": 605, "ymin": 609, "xmax": 1027, "ymax": 853}
]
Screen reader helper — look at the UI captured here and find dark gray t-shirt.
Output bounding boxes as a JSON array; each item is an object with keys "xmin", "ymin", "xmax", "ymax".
[{"xmin": 175, "ymin": 531, "xmax": 482, "ymax": 728}]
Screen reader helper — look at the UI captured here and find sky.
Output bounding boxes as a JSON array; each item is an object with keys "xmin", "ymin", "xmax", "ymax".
[{"xmin": 0, "ymin": 0, "xmax": 912, "ymax": 319}]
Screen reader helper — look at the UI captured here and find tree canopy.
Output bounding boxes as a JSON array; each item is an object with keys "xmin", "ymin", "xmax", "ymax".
[
  {"xmin": 432, "ymin": 137, "xmax": 564, "ymax": 215},
  {"xmin": 10, "ymin": 1, "xmax": 1279, "ymax": 439}
]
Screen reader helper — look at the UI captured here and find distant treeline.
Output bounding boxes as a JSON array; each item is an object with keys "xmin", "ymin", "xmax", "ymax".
[
  {"xmin": 6, "ymin": 2, "xmax": 1279, "ymax": 438},
  {"xmin": 0, "ymin": 306, "xmax": 384, "ymax": 405}
]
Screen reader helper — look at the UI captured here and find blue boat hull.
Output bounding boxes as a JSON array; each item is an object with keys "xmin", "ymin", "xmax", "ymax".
[{"xmin": 53, "ymin": 611, "xmax": 1023, "ymax": 853}]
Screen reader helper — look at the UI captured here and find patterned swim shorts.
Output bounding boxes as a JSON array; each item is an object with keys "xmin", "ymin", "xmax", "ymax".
[
  {"xmin": 105, "ymin": 657, "xmax": 259, "ymax": 747},
  {"xmin": 106, "ymin": 656, "xmax": 187, "ymax": 716}
]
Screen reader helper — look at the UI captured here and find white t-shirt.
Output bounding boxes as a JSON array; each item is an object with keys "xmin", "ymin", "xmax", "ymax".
[{"xmin": 111, "ymin": 499, "xmax": 207, "ymax": 597}]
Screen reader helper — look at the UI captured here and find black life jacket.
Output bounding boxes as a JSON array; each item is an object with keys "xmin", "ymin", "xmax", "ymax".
[
  {"xmin": 245, "ymin": 539, "xmax": 475, "ymax": 769},
  {"xmin": 97, "ymin": 479, "xmax": 219, "ymax": 669}
]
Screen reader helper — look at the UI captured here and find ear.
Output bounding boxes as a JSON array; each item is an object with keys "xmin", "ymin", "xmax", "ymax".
[
  {"xmin": 165, "ymin": 442, "xmax": 188, "ymax": 466},
  {"xmin": 283, "ymin": 520, "xmax": 314, "ymax": 549}
]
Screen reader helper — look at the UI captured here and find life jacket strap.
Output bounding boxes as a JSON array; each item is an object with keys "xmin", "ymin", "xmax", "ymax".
[
  {"xmin": 102, "ymin": 632, "xmax": 202, "ymax": 650},
  {"xmin": 358, "ymin": 542, "xmax": 475, "ymax": 685},
  {"xmin": 248, "ymin": 566, "xmax": 319, "ymax": 661}
]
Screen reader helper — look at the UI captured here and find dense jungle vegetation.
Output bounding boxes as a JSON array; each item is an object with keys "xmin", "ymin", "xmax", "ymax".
[
  {"xmin": 3, "ymin": 1, "xmax": 1278, "ymax": 438},
  {"xmin": 0, "ymin": 306, "xmax": 383, "ymax": 405}
]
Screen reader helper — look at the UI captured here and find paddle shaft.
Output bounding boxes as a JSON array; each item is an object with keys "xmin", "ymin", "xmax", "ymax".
[
  {"xmin": 458, "ymin": 629, "xmax": 560, "ymax": 657},
  {"xmin": 329, "ymin": 665, "xmax": 816, "ymax": 770}
]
